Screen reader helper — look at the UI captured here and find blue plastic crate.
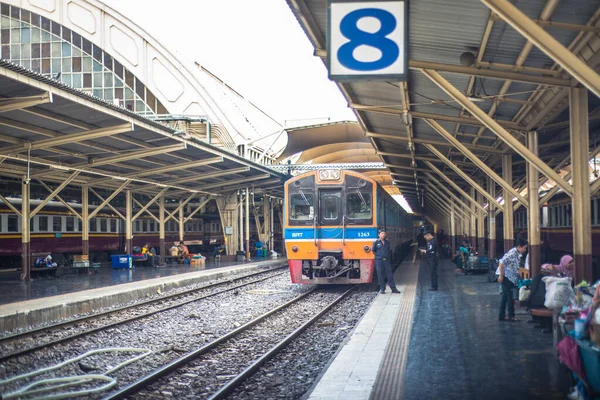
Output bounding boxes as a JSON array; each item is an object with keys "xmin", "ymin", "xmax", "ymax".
[
  {"xmin": 578, "ymin": 339, "xmax": 600, "ymax": 397},
  {"xmin": 111, "ymin": 254, "xmax": 132, "ymax": 269}
]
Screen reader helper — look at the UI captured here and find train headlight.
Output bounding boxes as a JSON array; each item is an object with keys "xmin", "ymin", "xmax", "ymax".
[
  {"xmin": 292, "ymin": 246, "xmax": 299, "ymax": 252},
  {"xmin": 363, "ymin": 245, "xmax": 371, "ymax": 253},
  {"xmin": 318, "ymin": 169, "xmax": 341, "ymax": 181}
]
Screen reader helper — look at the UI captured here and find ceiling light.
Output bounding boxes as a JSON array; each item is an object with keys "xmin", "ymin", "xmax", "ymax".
[{"xmin": 467, "ymin": 96, "xmax": 485, "ymax": 103}]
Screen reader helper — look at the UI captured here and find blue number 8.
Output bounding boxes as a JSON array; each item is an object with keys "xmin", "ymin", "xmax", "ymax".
[{"xmin": 338, "ymin": 8, "xmax": 399, "ymax": 71}]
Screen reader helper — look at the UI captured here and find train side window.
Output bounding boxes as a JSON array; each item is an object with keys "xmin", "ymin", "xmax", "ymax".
[
  {"xmin": 591, "ymin": 199, "xmax": 596, "ymax": 226},
  {"xmin": 110, "ymin": 219, "xmax": 117, "ymax": 233},
  {"xmin": 53, "ymin": 217, "xmax": 62, "ymax": 232},
  {"xmin": 66, "ymin": 217, "xmax": 74, "ymax": 232},
  {"xmin": 185, "ymin": 222, "xmax": 191, "ymax": 232},
  {"xmin": 78, "ymin": 219, "xmax": 82, "ymax": 232},
  {"xmin": 347, "ymin": 193, "xmax": 372, "ymax": 220},
  {"xmin": 149, "ymin": 221, "xmax": 155, "ymax": 232},
  {"xmin": 30, "ymin": 217, "xmax": 34, "ymax": 232},
  {"xmin": 38, "ymin": 216, "xmax": 48, "ymax": 231},
  {"xmin": 135, "ymin": 221, "xmax": 140, "ymax": 233},
  {"xmin": 0, "ymin": 215, "xmax": 3, "ymax": 232},
  {"xmin": 289, "ymin": 194, "xmax": 314, "ymax": 221},
  {"xmin": 100, "ymin": 218, "xmax": 107, "ymax": 232},
  {"xmin": 90, "ymin": 218, "xmax": 97, "ymax": 232},
  {"xmin": 142, "ymin": 220, "xmax": 147, "ymax": 232},
  {"xmin": 7, "ymin": 215, "xmax": 18, "ymax": 232}
]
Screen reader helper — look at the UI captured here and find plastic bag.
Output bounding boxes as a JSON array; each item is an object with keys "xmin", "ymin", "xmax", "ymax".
[
  {"xmin": 543, "ymin": 276, "xmax": 573, "ymax": 311},
  {"xmin": 519, "ymin": 287, "xmax": 531, "ymax": 302}
]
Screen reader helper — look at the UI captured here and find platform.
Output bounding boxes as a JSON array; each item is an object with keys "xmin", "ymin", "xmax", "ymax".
[
  {"xmin": 308, "ymin": 253, "xmax": 570, "ymax": 400},
  {"xmin": 0, "ymin": 257, "xmax": 284, "ymax": 332}
]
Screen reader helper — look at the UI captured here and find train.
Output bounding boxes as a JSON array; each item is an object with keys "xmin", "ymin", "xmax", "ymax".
[
  {"xmin": 0, "ymin": 198, "xmax": 225, "ymax": 269},
  {"xmin": 508, "ymin": 192, "xmax": 600, "ymax": 265},
  {"xmin": 284, "ymin": 169, "xmax": 413, "ymax": 284}
]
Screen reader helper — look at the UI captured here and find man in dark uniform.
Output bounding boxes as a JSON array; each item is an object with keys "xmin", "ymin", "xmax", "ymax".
[
  {"xmin": 372, "ymin": 229, "xmax": 400, "ymax": 294},
  {"xmin": 421, "ymin": 231, "xmax": 439, "ymax": 291}
]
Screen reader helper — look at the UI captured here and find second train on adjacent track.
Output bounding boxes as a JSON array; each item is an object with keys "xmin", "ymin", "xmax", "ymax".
[{"xmin": 284, "ymin": 169, "xmax": 413, "ymax": 284}]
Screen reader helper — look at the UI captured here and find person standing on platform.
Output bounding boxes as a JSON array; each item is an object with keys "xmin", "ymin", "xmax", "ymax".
[
  {"xmin": 497, "ymin": 236, "xmax": 528, "ymax": 321},
  {"xmin": 372, "ymin": 229, "xmax": 400, "ymax": 294},
  {"xmin": 421, "ymin": 231, "xmax": 439, "ymax": 291}
]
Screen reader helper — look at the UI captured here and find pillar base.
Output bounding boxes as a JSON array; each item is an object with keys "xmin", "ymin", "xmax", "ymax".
[
  {"xmin": 478, "ymin": 238, "xmax": 485, "ymax": 253},
  {"xmin": 504, "ymin": 239, "xmax": 513, "ymax": 254},
  {"xmin": 82, "ymin": 240, "xmax": 89, "ymax": 256},
  {"xmin": 488, "ymin": 239, "xmax": 496, "ymax": 260},
  {"xmin": 574, "ymin": 254, "xmax": 593, "ymax": 284},
  {"xmin": 159, "ymin": 238, "xmax": 165, "ymax": 265},
  {"xmin": 529, "ymin": 244, "xmax": 541, "ymax": 278},
  {"xmin": 126, "ymin": 239, "xmax": 132, "ymax": 254},
  {"xmin": 21, "ymin": 242, "xmax": 30, "ymax": 281}
]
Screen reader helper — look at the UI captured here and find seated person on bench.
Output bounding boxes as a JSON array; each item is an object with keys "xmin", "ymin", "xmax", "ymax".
[
  {"xmin": 212, "ymin": 244, "xmax": 226, "ymax": 258},
  {"xmin": 35, "ymin": 254, "xmax": 56, "ymax": 268},
  {"xmin": 453, "ymin": 241, "xmax": 469, "ymax": 272},
  {"xmin": 141, "ymin": 243, "xmax": 154, "ymax": 267},
  {"xmin": 177, "ymin": 243, "xmax": 189, "ymax": 263}
]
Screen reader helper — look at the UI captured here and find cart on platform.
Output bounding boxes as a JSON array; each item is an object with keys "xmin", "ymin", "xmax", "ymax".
[{"xmin": 463, "ymin": 255, "xmax": 491, "ymax": 275}]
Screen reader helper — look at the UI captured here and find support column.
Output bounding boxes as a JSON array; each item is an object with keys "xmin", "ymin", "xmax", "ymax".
[
  {"xmin": 126, "ymin": 190, "xmax": 132, "ymax": 254},
  {"xmin": 450, "ymin": 204, "xmax": 456, "ymax": 256},
  {"xmin": 570, "ymin": 87, "xmax": 593, "ymax": 283},
  {"xmin": 527, "ymin": 131, "xmax": 541, "ymax": 277},
  {"xmin": 82, "ymin": 185, "xmax": 89, "ymax": 256},
  {"xmin": 245, "ymin": 187, "xmax": 250, "ymax": 260},
  {"xmin": 477, "ymin": 181, "xmax": 486, "ymax": 252},
  {"xmin": 21, "ymin": 176, "xmax": 30, "ymax": 281},
  {"xmin": 239, "ymin": 191, "xmax": 244, "ymax": 252},
  {"xmin": 502, "ymin": 154, "xmax": 514, "ymax": 253},
  {"xmin": 159, "ymin": 195, "xmax": 165, "ymax": 265},
  {"xmin": 270, "ymin": 197, "xmax": 274, "ymax": 252},
  {"xmin": 470, "ymin": 187, "xmax": 477, "ymax": 248},
  {"xmin": 178, "ymin": 199, "xmax": 184, "ymax": 243},
  {"xmin": 488, "ymin": 177, "xmax": 496, "ymax": 259}
]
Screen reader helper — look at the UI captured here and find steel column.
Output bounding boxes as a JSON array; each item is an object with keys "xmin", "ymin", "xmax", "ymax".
[
  {"xmin": 488, "ymin": 177, "xmax": 496, "ymax": 259},
  {"xmin": 126, "ymin": 190, "xmax": 132, "ymax": 254},
  {"xmin": 477, "ymin": 181, "xmax": 486, "ymax": 252},
  {"xmin": 239, "ymin": 191, "xmax": 244, "ymax": 252},
  {"xmin": 450, "ymin": 204, "xmax": 456, "ymax": 256},
  {"xmin": 470, "ymin": 187, "xmax": 477, "ymax": 249},
  {"xmin": 502, "ymin": 155, "xmax": 515, "ymax": 253},
  {"xmin": 82, "ymin": 186, "xmax": 89, "ymax": 256},
  {"xmin": 159, "ymin": 195, "xmax": 165, "ymax": 265},
  {"xmin": 245, "ymin": 187, "xmax": 250, "ymax": 260},
  {"xmin": 570, "ymin": 87, "xmax": 593, "ymax": 282},
  {"xmin": 527, "ymin": 131, "xmax": 541, "ymax": 278},
  {"xmin": 20, "ymin": 176, "xmax": 30, "ymax": 281},
  {"xmin": 178, "ymin": 199, "xmax": 184, "ymax": 243},
  {"xmin": 482, "ymin": 0, "xmax": 600, "ymax": 97},
  {"xmin": 424, "ymin": 161, "xmax": 487, "ymax": 213}
]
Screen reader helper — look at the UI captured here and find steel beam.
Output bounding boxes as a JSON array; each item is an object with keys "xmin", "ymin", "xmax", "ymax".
[
  {"xmin": 409, "ymin": 60, "xmax": 571, "ymax": 87},
  {"xmin": 425, "ymin": 144, "xmax": 503, "ymax": 210},
  {"xmin": 0, "ymin": 92, "xmax": 52, "ymax": 113},
  {"xmin": 201, "ymin": 174, "xmax": 272, "ymax": 191},
  {"xmin": 132, "ymin": 198, "xmax": 160, "ymax": 223},
  {"xmin": 482, "ymin": 0, "xmax": 600, "ymax": 97},
  {"xmin": 353, "ymin": 105, "xmax": 522, "ymax": 130},
  {"xmin": 132, "ymin": 188, "xmax": 168, "ymax": 222},
  {"xmin": 367, "ymin": 131, "xmax": 505, "ymax": 155},
  {"xmin": 88, "ymin": 180, "xmax": 131, "ymax": 221},
  {"xmin": 489, "ymin": 14, "xmax": 600, "ymax": 33},
  {"xmin": 424, "ymin": 161, "xmax": 488, "ymax": 214},
  {"xmin": 21, "ymin": 176, "xmax": 30, "ymax": 281},
  {"xmin": 569, "ymin": 87, "xmax": 593, "ymax": 282},
  {"xmin": 488, "ymin": 176, "xmax": 497, "ymax": 259},
  {"xmin": 427, "ymin": 182, "xmax": 470, "ymax": 219},
  {"xmin": 0, "ymin": 193, "xmax": 21, "ymax": 216},
  {"xmin": 165, "ymin": 194, "xmax": 196, "ymax": 224},
  {"xmin": 184, "ymin": 196, "xmax": 214, "ymax": 223},
  {"xmin": 170, "ymin": 167, "xmax": 250, "ymax": 185},
  {"xmin": 425, "ymin": 173, "xmax": 477, "ymax": 217},
  {"xmin": 424, "ymin": 119, "xmax": 528, "ymax": 208},
  {"xmin": 421, "ymin": 68, "xmax": 573, "ymax": 195},
  {"xmin": 89, "ymin": 188, "xmax": 125, "ymax": 220},
  {"xmin": 37, "ymin": 180, "xmax": 82, "ymax": 219},
  {"xmin": 30, "ymin": 171, "xmax": 80, "ymax": 218},
  {"xmin": 2, "ymin": 123, "xmax": 132, "ymax": 155}
]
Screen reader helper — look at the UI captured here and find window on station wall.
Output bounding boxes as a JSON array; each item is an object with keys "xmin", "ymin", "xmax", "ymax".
[
  {"xmin": 0, "ymin": 4, "xmax": 166, "ymax": 116},
  {"xmin": 100, "ymin": 218, "xmax": 107, "ymax": 232},
  {"xmin": 53, "ymin": 216, "xmax": 62, "ymax": 232},
  {"xmin": 90, "ymin": 218, "xmax": 97, "ymax": 232},
  {"xmin": 66, "ymin": 216, "xmax": 74, "ymax": 232},
  {"xmin": 7, "ymin": 215, "xmax": 18, "ymax": 232},
  {"xmin": 38, "ymin": 215, "xmax": 48, "ymax": 231},
  {"xmin": 110, "ymin": 219, "xmax": 117, "ymax": 233}
]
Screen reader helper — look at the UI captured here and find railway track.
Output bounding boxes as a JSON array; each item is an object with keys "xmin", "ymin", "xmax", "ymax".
[
  {"xmin": 0, "ymin": 265, "xmax": 287, "ymax": 362},
  {"xmin": 104, "ymin": 286, "xmax": 355, "ymax": 400}
]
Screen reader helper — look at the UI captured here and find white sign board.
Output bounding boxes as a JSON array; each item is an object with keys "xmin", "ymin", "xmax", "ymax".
[{"xmin": 328, "ymin": 0, "xmax": 407, "ymax": 81}]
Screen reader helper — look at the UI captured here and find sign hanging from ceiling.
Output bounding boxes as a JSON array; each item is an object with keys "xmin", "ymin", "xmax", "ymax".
[{"xmin": 328, "ymin": 0, "xmax": 408, "ymax": 81}]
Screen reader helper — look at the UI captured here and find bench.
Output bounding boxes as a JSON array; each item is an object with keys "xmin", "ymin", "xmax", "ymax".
[
  {"xmin": 529, "ymin": 308, "xmax": 554, "ymax": 334},
  {"xmin": 30, "ymin": 253, "xmax": 59, "ymax": 278}
]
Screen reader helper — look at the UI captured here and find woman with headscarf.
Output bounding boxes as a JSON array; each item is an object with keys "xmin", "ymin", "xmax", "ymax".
[{"xmin": 542, "ymin": 255, "xmax": 574, "ymax": 279}]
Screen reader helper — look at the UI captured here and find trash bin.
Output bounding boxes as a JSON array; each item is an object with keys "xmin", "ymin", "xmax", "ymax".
[
  {"xmin": 236, "ymin": 251, "xmax": 245, "ymax": 262},
  {"xmin": 111, "ymin": 254, "xmax": 133, "ymax": 269}
]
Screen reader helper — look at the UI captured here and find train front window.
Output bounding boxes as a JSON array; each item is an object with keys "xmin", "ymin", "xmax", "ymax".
[
  {"xmin": 289, "ymin": 193, "xmax": 314, "ymax": 221},
  {"xmin": 322, "ymin": 196, "xmax": 339, "ymax": 220},
  {"xmin": 347, "ymin": 192, "xmax": 372, "ymax": 220}
]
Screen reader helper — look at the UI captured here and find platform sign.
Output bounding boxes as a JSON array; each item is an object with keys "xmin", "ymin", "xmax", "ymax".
[{"xmin": 328, "ymin": 0, "xmax": 408, "ymax": 81}]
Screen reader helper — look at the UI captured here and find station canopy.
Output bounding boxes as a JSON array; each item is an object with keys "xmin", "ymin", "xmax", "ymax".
[
  {"xmin": 285, "ymin": 0, "xmax": 600, "ymax": 214},
  {"xmin": 0, "ymin": 61, "xmax": 285, "ymax": 200}
]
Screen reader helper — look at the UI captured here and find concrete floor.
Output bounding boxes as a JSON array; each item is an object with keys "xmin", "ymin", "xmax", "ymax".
[
  {"xmin": 0, "ymin": 257, "xmax": 277, "ymax": 305},
  {"xmin": 401, "ymin": 258, "xmax": 571, "ymax": 400}
]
